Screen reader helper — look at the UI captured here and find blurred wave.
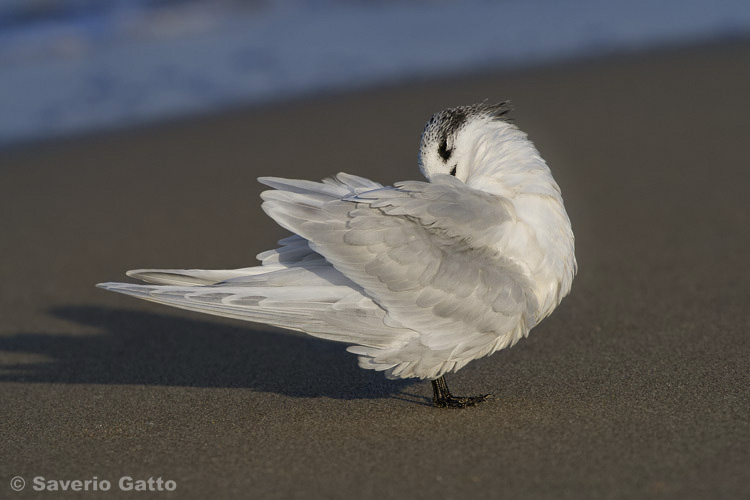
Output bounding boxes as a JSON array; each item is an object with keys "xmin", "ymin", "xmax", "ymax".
[{"xmin": 1, "ymin": 0, "xmax": 749, "ymax": 146}]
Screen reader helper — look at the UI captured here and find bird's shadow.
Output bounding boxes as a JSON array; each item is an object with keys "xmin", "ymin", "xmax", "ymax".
[{"xmin": 0, "ymin": 306, "xmax": 419, "ymax": 402}]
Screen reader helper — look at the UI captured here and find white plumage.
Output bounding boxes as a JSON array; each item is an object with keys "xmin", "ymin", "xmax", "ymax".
[{"xmin": 98, "ymin": 102, "xmax": 576, "ymax": 403}]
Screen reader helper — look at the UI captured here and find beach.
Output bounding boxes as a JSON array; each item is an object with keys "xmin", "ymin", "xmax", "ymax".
[{"xmin": 1, "ymin": 41, "xmax": 749, "ymax": 499}]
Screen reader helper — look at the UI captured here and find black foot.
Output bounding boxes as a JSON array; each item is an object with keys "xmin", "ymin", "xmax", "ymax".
[
  {"xmin": 433, "ymin": 393, "xmax": 492, "ymax": 408},
  {"xmin": 431, "ymin": 376, "xmax": 492, "ymax": 409}
]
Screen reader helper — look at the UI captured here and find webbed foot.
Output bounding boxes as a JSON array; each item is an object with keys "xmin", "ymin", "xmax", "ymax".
[{"xmin": 431, "ymin": 376, "xmax": 492, "ymax": 408}]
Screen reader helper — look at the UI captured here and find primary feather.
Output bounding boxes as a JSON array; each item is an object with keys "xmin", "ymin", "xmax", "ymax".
[{"xmin": 98, "ymin": 103, "xmax": 576, "ymax": 380}]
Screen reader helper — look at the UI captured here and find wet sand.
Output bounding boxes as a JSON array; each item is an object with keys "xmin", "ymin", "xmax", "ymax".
[{"xmin": 1, "ymin": 41, "xmax": 749, "ymax": 499}]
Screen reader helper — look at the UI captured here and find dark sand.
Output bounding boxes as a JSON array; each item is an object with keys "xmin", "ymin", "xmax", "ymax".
[{"xmin": 1, "ymin": 42, "xmax": 749, "ymax": 499}]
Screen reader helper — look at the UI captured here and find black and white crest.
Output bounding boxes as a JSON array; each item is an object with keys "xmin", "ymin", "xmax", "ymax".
[{"xmin": 418, "ymin": 102, "xmax": 513, "ymax": 178}]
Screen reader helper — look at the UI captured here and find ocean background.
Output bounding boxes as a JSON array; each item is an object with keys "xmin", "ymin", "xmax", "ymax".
[{"xmin": 1, "ymin": 0, "xmax": 749, "ymax": 147}]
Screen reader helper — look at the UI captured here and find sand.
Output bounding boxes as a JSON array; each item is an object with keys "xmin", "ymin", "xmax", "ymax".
[{"xmin": 1, "ymin": 41, "xmax": 748, "ymax": 499}]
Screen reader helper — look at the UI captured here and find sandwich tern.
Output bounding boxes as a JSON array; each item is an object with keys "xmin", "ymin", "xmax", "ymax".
[{"xmin": 98, "ymin": 102, "xmax": 577, "ymax": 408}]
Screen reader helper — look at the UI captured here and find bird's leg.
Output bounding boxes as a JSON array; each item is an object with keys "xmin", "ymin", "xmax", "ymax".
[{"xmin": 431, "ymin": 376, "xmax": 492, "ymax": 408}]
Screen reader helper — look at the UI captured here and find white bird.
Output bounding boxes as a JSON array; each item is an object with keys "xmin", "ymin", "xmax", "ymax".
[{"xmin": 98, "ymin": 102, "xmax": 576, "ymax": 408}]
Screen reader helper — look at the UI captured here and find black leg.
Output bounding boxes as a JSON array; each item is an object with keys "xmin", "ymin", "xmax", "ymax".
[{"xmin": 431, "ymin": 376, "xmax": 492, "ymax": 408}]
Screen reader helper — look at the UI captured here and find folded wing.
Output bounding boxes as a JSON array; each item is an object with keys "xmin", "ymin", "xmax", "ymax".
[{"xmin": 260, "ymin": 173, "xmax": 538, "ymax": 378}]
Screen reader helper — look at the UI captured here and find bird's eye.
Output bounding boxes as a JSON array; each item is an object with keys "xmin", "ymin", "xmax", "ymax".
[
  {"xmin": 449, "ymin": 166, "xmax": 457, "ymax": 176},
  {"xmin": 438, "ymin": 137, "xmax": 452, "ymax": 161}
]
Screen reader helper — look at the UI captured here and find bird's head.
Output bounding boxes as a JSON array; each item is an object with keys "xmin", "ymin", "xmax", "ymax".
[{"xmin": 417, "ymin": 102, "xmax": 513, "ymax": 183}]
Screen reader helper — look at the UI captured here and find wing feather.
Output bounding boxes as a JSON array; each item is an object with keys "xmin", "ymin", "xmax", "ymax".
[
  {"xmin": 260, "ymin": 173, "xmax": 538, "ymax": 373},
  {"xmin": 96, "ymin": 281, "xmax": 412, "ymax": 348}
]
